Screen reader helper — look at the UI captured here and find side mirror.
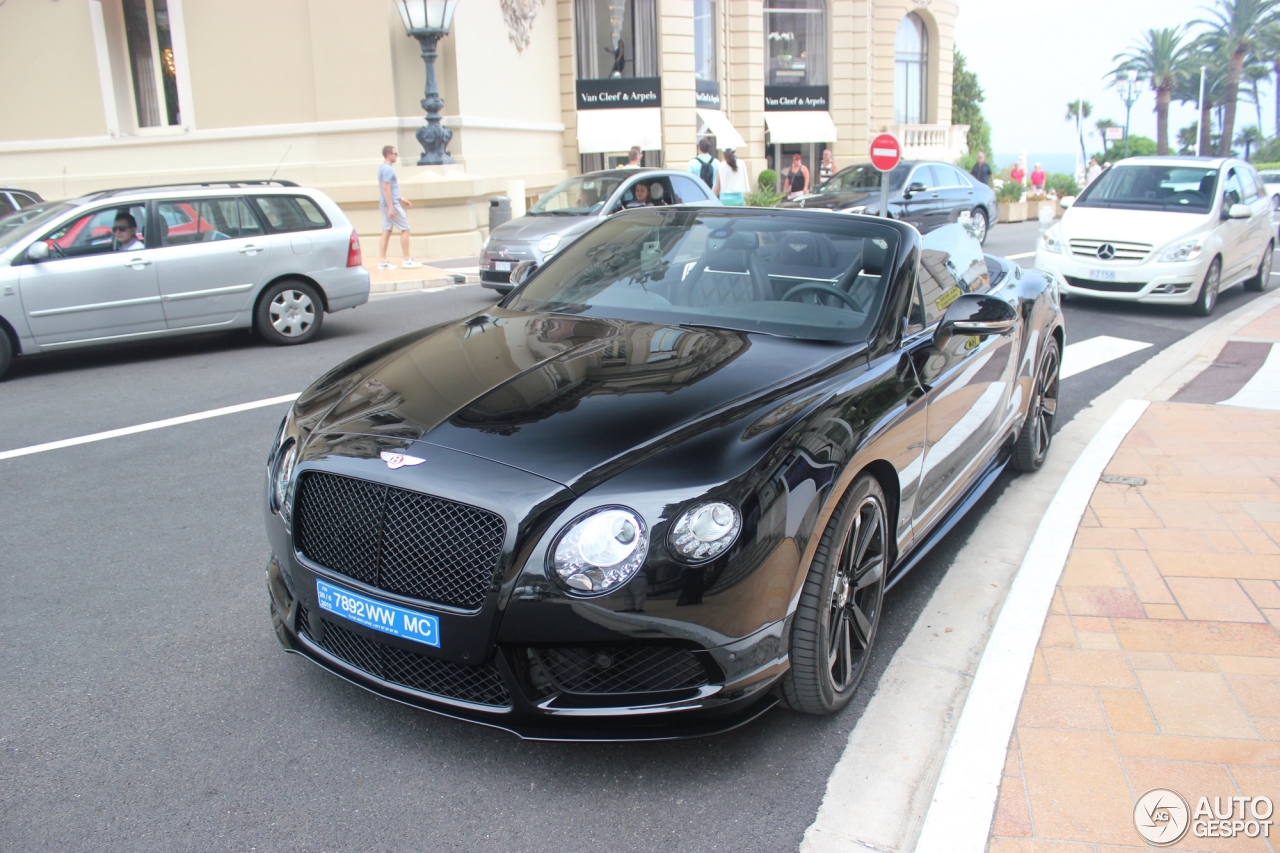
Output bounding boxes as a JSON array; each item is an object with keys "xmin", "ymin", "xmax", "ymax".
[
  {"xmin": 510, "ymin": 259, "xmax": 538, "ymax": 287},
  {"xmin": 933, "ymin": 293, "xmax": 1017, "ymax": 348},
  {"xmin": 1059, "ymin": 196, "xmax": 1074, "ymax": 209},
  {"xmin": 906, "ymin": 182, "xmax": 928, "ymax": 197},
  {"xmin": 25, "ymin": 241, "xmax": 49, "ymax": 262},
  {"xmin": 1228, "ymin": 202, "xmax": 1252, "ymax": 219}
]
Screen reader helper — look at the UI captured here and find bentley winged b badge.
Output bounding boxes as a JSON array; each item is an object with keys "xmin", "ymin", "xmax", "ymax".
[{"xmin": 380, "ymin": 451, "xmax": 426, "ymax": 470}]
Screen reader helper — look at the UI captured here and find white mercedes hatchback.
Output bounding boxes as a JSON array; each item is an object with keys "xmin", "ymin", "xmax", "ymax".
[{"xmin": 1035, "ymin": 157, "xmax": 1274, "ymax": 315}]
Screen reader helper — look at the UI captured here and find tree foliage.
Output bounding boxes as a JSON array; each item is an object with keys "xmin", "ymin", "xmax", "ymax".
[{"xmin": 952, "ymin": 50, "xmax": 991, "ymax": 158}]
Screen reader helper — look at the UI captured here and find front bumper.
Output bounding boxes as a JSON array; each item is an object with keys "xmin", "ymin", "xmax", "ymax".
[{"xmin": 1034, "ymin": 249, "xmax": 1205, "ymax": 304}]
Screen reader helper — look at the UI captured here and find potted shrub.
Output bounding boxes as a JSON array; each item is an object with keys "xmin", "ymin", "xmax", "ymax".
[
  {"xmin": 1045, "ymin": 173, "xmax": 1080, "ymax": 218},
  {"xmin": 996, "ymin": 179, "xmax": 1027, "ymax": 222}
]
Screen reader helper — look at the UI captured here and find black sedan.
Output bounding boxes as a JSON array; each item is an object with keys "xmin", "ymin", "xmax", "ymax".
[
  {"xmin": 263, "ymin": 208, "xmax": 1063, "ymax": 740},
  {"xmin": 780, "ymin": 160, "xmax": 999, "ymax": 244}
]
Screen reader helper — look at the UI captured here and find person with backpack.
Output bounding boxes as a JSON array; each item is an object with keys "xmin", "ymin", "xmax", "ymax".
[{"xmin": 688, "ymin": 137, "xmax": 720, "ymax": 197}]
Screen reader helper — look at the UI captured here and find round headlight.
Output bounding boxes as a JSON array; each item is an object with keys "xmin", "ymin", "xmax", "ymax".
[
  {"xmin": 670, "ymin": 501, "xmax": 741, "ymax": 563},
  {"xmin": 537, "ymin": 233, "xmax": 562, "ymax": 254},
  {"xmin": 272, "ymin": 440, "xmax": 297, "ymax": 516},
  {"xmin": 550, "ymin": 507, "xmax": 648, "ymax": 594}
]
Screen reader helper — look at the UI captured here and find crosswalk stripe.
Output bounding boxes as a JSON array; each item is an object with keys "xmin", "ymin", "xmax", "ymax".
[
  {"xmin": 1220, "ymin": 343, "xmax": 1280, "ymax": 410},
  {"xmin": 1060, "ymin": 335, "xmax": 1152, "ymax": 380}
]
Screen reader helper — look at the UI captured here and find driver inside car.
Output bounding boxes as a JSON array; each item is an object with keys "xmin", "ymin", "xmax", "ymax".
[
  {"xmin": 112, "ymin": 212, "xmax": 144, "ymax": 252},
  {"xmin": 624, "ymin": 183, "xmax": 653, "ymax": 208}
]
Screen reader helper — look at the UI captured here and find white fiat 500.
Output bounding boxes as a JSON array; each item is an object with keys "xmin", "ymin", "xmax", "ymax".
[{"xmin": 1035, "ymin": 157, "xmax": 1274, "ymax": 315}]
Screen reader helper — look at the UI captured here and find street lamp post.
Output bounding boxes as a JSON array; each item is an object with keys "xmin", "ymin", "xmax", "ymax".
[
  {"xmin": 397, "ymin": 0, "xmax": 461, "ymax": 166},
  {"xmin": 1117, "ymin": 69, "xmax": 1143, "ymax": 159}
]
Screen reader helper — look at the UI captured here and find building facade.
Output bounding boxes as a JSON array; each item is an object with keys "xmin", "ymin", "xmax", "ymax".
[{"xmin": 0, "ymin": 0, "xmax": 962, "ymax": 258}]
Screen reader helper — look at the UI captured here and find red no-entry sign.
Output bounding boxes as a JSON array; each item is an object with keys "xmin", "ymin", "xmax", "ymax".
[{"xmin": 870, "ymin": 134, "xmax": 902, "ymax": 172}]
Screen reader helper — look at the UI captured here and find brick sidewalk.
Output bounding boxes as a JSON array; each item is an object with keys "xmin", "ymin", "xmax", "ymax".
[{"xmin": 987, "ymin": 302, "xmax": 1280, "ymax": 852}]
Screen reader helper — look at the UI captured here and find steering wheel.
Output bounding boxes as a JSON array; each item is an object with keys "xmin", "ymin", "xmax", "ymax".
[{"xmin": 781, "ymin": 282, "xmax": 861, "ymax": 311}]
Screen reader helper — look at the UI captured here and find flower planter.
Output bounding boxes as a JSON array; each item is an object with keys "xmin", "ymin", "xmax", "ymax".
[
  {"xmin": 998, "ymin": 200, "xmax": 1028, "ymax": 223},
  {"xmin": 1025, "ymin": 199, "xmax": 1044, "ymax": 219}
]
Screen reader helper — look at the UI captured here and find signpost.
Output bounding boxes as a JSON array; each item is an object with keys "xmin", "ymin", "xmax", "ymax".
[{"xmin": 870, "ymin": 133, "xmax": 901, "ymax": 218}]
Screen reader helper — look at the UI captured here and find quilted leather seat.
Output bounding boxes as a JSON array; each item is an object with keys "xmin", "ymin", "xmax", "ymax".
[{"xmin": 676, "ymin": 231, "xmax": 771, "ymax": 308}]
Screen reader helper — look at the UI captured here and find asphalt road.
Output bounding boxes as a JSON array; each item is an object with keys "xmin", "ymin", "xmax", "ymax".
[{"xmin": 0, "ymin": 231, "xmax": 1273, "ymax": 852}]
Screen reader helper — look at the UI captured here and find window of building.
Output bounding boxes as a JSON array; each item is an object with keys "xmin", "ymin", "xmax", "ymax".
[
  {"xmin": 764, "ymin": 0, "xmax": 826, "ymax": 87},
  {"xmin": 122, "ymin": 0, "xmax": 182, "ymax": 128},
  {"xmin": 894, "ymin": 14, "xmax": 928, "ymax": 125},
  {"xmin": 574, "ymin": 0, "xmax": 658, "ymax": 79},
  {"xmin": 694, "ymin": 0, "xmax": 716, "ymax": 81}
]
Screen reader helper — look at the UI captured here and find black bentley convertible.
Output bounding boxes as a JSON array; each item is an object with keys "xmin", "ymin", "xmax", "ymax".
[{"xmin": 263, "ymin": 208, "xmax": 1064, "ymax": 740}]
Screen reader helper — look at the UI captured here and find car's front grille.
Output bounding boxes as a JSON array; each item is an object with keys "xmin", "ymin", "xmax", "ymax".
[
  {"xmin": 298, "ymin": 605, "xmax": 511, "ymax": 708},
  {"xmin": 294, "ymin": 472, "xmax": 506, "ymax": 610},
  {"xmin": 529, "ymin": 645, "xmax": 712, "ymax": 694},
  {"xmin": 1068, "ymin": 238, "xmax": 1153, "ymax": 262},
  {"xmin": 1063, "ymin": 276, "xmax": 1147, "ymax": 293}
]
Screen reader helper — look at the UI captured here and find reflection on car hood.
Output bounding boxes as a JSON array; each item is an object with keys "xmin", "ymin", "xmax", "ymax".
[
  {"xmin": 1061, "ymin": 205, "xmax": 1215, "ymax": 245},
  {"xmin": 295, "ymin": 308, "xmax": 852, "ymax": 489},
  {"xmin": 488, "ymin": 213, "xmax": 594, "ymax": 244},
  {"xmin": 779, "ymin": 190, "xmax": 876, "ymax": 210}
]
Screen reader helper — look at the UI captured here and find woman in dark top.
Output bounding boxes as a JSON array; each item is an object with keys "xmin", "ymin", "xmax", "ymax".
[{"xmin": 785, "ymin": 152, "xmax": 810, "ymax": 200}]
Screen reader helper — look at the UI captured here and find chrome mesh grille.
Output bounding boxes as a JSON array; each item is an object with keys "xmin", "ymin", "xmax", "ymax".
[{"xmin": 294, "ymin": 471, "xmax": 506, "ymax": 609}]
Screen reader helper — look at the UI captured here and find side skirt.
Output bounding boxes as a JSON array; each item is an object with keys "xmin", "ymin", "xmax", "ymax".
[{"xmin": 885, "ymin": 447, "xmax": 1011, "ymax": 591}]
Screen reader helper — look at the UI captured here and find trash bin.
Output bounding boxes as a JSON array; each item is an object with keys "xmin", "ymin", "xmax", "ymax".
[{"xmin": 489, "ymin": 196, "xmax": 512, "ymax": 230}]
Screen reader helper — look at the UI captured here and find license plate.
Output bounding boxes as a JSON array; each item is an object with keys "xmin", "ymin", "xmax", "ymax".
[
  {"xmin": 1088, "ymin": 269, "xmax": 1117, "ymax": 281},
  {"xmin": 315, "ymin": 578, "xmax": 440, "ymax": 648},
  {"xmin": 493, "ymin": 261, "xmax": 512, "ymax": 272}
]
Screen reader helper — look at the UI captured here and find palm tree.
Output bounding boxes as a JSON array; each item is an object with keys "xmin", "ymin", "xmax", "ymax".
[
  {"xmin": 1112, "ymin": 28, "xmax": 1191, "ymax": 154},
  {"xmin": 1177, "ymin": 122, "xmax": 1200, "ymax": 153},
  {"xmin": 1235, "ymin": 124, "xmax": 1263, "ymax": 158},
  {"xmin": 1066, "ymin": 100, "xmax": 1093, "ymax": 170},
  {"xmin": 1176, "ymin": 40, "xmax": 1229, "ymax": 154},
  {"xmin": 1195, "ymin": 0, "xmax": 1280, "ymax": 155},
  {"xmin": 1258, "ymin": 21, "xmax": 1280, "ymax": 134}
]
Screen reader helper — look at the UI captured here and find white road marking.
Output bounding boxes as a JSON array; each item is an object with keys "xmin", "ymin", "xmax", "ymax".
[
  {"xmin": 1220, "ymin": 342, "xmax": 1280, "ymax": 410},
  {"xmin": 1005, "ymin": 251, "xmax": 1035, "ymax": 260},
  {"xmin": 0, "ymin": 393, "xmax": 300, "ymax": 461},
  {"xmin": 1060, "ymin": 334, "xmax": 1152, "ymax": 379}
]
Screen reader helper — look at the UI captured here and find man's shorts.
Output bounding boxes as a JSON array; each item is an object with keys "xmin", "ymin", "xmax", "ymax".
[{"xmin": 381, "ymin": 205, "xmax": 410, "ymax": 231}]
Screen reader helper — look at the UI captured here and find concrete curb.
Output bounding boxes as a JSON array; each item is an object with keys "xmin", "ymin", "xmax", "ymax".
[
  {"xmin": 913, "ymin": 399, "xmax": 1149, "ymax": 853},
  {"xmin": 368, "ymin": 274, "xmax": 478, "ymax": 294}
]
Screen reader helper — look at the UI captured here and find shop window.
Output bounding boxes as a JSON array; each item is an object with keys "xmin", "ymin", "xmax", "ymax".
[
  {"xmin": 894, "ymin": 14, "xmax": 928, "ymax": 125},
  {"xmin": 122, "ymin": 0, "xmax": 182, "ymax": 127},
  {"xmin": 764, "ymin": 0, "xmax": 826, "ymax": 87},
  {"xmin": 574, "ymin": 0, "xmax": 658, "ymax": 79},
  {"xmin": 694, "ymin": 0, "xmax": 716, "ymax": 81}
]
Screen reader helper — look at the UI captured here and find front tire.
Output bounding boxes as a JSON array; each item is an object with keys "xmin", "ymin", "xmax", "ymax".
[
  {"xmin": 1244, "ymin": 242, "xmax": 1273, "ymax": 292},
  {"xmin": 779, "ymin": 474, "xmax": 888, "ymax": 715},
  {"xmin": 1013, "ymin": 337, "xmax": 1060, "ymax": 472},
  {"xmin": 0, "ymin": 329, "xmax": 11, "ymax": 381},
  {"xmin": 256, "ymin": 279, "xmax": 324, "ymax": 345},
  {"xmin": 1190, "ymin": 258, "xmax": 1221, "ymax": 317},
  {"xmin": 970, "ymin": 207, "xmax": 989, "ymax": 244}
]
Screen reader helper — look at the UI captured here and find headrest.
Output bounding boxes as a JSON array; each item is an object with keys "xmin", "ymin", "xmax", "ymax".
[
  {"xmin": 859, "ymin": 237, "xmax": 888, "ymax": 274},
  {"xmin": 775, "ymin": 231, "xmax": 834, "ymax": 265},
  {"xmin": 650, "ymin": 182, "xmax": 665, "ymax": 200},
  {"xmin": 1199, "ymin": 175, "xmax": 1216, "ymax": 195},
  {"xmin": 707, "ymin": 230, "xmax": 759, "ymax": 253}
]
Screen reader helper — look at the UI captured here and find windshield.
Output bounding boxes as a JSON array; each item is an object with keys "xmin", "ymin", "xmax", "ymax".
[
  {"xmin": 1074, "ymin": 164, "xmax": 1218, "ymax": 213},
  {"xmin": 0, "ymin": 202, "xmax": 76, "ymax": 253},
  {"xmin": 507, "ymin": 209, "xmax": 901, "ymax": 342},
  {"xmin": 816, "ymin": 163, "xmax": 910, "ymax": 194},
  {"xmin": 529, "ymin": 175, "xmax": 626, "ymax": 216},
  {"xmin": 1260, "ymin": 171, "xmax": 1280, "ymax": 183}
]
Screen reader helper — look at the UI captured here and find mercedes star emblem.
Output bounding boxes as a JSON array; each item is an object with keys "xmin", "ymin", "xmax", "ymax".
[
  {"xmin": 1096, "ymin": 243, "xmax": 1116, "ymax": 260},
  {"xmin": 380, "ymin": 451, "xmax": 426, "ymax": 470}
]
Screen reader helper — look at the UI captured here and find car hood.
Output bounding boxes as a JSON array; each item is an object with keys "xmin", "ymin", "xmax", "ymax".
[
  {"xmin": 1061, "ymin": 205, "xmax": 1214, "ymax": 245},
  {"xmin": 294, "ymin": 308, "xmax": 856, "ymax": 491},
  {"xmin": 779, "ymin": 190, "xmax": 877, "ymax": 210},
  {"xmin": 488, "ymin": 213, "xmax": 595, "ymax": 244}
]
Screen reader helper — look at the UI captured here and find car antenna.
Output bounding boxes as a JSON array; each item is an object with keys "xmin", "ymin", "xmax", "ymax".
[{"xmin": 269, "ymin": 146, "xmax": 292, "ymax": 182}]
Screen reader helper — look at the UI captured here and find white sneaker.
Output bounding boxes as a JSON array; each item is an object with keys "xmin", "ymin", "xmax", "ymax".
[
  {"xmin": 376, "ymin": 260, "xmax": 393, "ymax": 270},
  {"xmin": 401, "ymin": 259, "xmax": 422, "ymax": 268}
]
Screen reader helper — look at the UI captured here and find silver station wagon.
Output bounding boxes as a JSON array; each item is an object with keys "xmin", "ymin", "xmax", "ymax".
[{"xmin": 0, "ymin": 180, "xmax": 370, "ymax": 379}]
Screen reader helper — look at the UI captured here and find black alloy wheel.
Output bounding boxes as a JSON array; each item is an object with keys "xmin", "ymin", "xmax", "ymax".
[
  {"xmin": 1013, "ymin": 337, "xmax": 1060, "ymax": 472},
  {"xmin": 970, "ymin": 207, "xmax": 989, "ymax": 244},
  {"xmin": 779, "ymin": 474, "xmax": 888, "ymax": 715},
  {"xmin": 1190, "ymin": 257, "xmax": 1221, "ymax": 317},
  {"xmin": 1244, "ymin": 242, "xmax": 1274, "ymax": 292}
]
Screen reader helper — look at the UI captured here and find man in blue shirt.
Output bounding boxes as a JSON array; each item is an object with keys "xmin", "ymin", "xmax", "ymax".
[
  {"xmin": 378, "ymin": 145, "xmax": 420, "ymax": 270},
  {"xmin": 687, "ymin": 137, "xmax": 720, "ymax": 196}
]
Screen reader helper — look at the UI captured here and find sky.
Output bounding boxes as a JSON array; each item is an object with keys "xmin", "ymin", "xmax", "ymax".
[{"xmin": 952, "ymin": 0, "xmax": 1276, "ymax": 163}]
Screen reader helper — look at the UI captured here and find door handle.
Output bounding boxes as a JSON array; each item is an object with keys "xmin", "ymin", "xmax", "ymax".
[
  {"xmin": 237, "ymin": 244, "xmax": 260, "ymax": 254},
  {"xmin": 125, "ymin": 257, "xmax": 152, "ymax": 267}
]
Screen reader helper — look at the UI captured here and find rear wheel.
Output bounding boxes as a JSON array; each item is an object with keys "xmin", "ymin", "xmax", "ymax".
[
  {"xmin": 0, "ymin": 329, "xmax": 11, "ymax": 381},
  {"xmin": 1244, "ymin": 241, "xmax": 1273, "ymax": 292},
  {"xmin": 779, "ymin": 474, "xmax": 888, "ymax": 715},
  {"xmin": 1013, "ymin": 337, "xmax": 1060, "ymax": 472},
  {"xmin": 1190, "ymin": 258, "xmax": 1221, "ymax": 317},
  {"xmin": 970, "ymin": 207, "xmax": 989, "ymax": 244},
  {"xmin": 256, "ymin": 279, "xmax": 324, "ymax": 345}
]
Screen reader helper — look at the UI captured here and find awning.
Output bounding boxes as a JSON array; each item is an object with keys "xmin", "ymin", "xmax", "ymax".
[
  {"xmin": 764, "ymin": 111, "xmax": 838, "ymax": 145},
  {"xmin": 696, "ymin": 108, "xmax": 746, "ymax": 150},
  {"xmin": 576, "ymin": 107, "xmax": 662, "ymax": 154}
]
